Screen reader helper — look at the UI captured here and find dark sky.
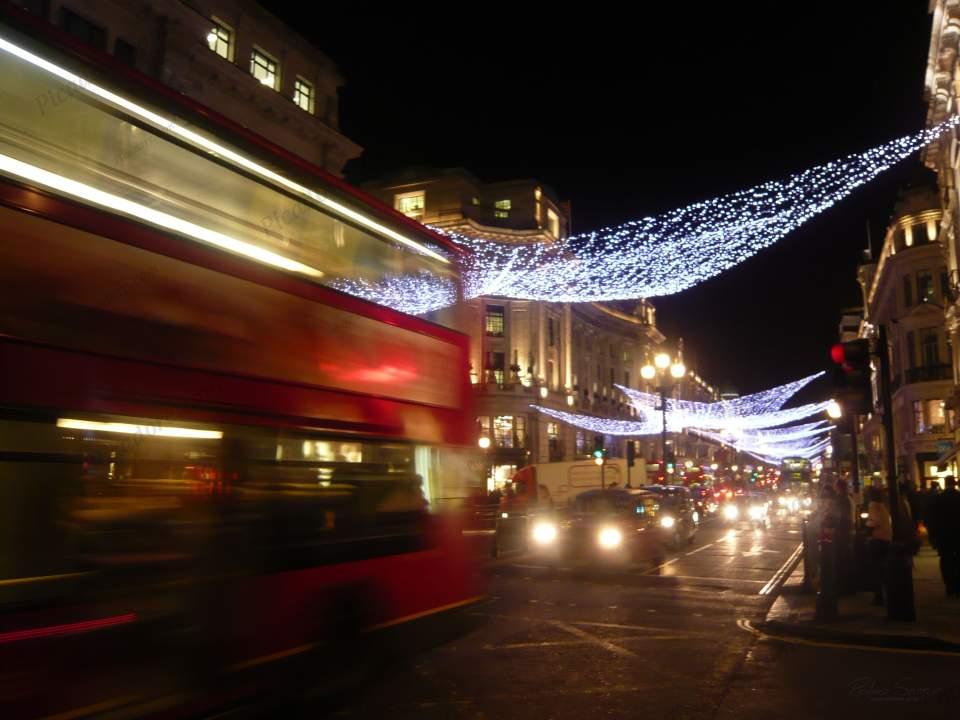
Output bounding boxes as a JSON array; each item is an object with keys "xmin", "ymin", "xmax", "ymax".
[{"xmin": 266, "ymin": 2, "xmax": 933, "ymax": 397}]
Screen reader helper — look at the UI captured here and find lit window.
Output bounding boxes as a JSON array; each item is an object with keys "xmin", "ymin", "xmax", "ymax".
[
  {"xmin": 294, "ymin": 78, "xmax": 315, "ymax": 113},
  {"xmin": 917, "ymin": 271, "xmax": 935, "ymax": 304},
  {"xmin": 207, "ymin": 20, "xmax": 233, "ymax": 61},
  {"xmin": 395, "ymin": 191, "xmax": 425, "ymax": 220},
  {"xmin": 547, "ymin": 208, "xmax": 560, "ymax": 238},
  {"xmin": 250, "ymin": 48, "xmax": 279, "ymax": 90},
  {"xmin": 547, "ymin": 422, "xmax": 559, "ymax": 438},
  {"xmin": 494, "ymin": 199, "xmax": 511, "ymax": 219},
  {"xmin": 485, "ymin": 305, "xmax": 505, "ymax": 337}
]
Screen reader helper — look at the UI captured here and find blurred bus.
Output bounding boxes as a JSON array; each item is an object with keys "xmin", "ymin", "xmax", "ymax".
[{"xmin": 0, "ymin": 13, "xmax": 480, "ymax": 717}]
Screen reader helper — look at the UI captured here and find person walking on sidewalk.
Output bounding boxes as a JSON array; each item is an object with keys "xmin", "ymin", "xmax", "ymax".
[
  {"xmin": 865, "ymin": 487, "xmax": 892, "ymax": 606},
  {"xmin": 927, "ymin": 476, "xmax": 960, "ymax": 596}
]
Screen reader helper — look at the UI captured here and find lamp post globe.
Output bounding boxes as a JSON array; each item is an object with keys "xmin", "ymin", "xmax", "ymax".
[{"xmin": 654, "ymin": 353, "xmax": 671, "ymax": 370}]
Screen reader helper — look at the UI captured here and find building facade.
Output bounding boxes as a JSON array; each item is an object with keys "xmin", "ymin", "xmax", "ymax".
[
  {"xmin": 6, "ymin": 0, "xmax": 360, "ymax": 175},
  {"xmin": 856, "ymin": 182, "xmax": 955, "ymax": 489},
  {"xmin": 365, "ymin": 168, "xmax": 722, "ymax": 489}
]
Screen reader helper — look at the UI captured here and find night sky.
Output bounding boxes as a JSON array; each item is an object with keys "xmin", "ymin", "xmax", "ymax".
[{"xmin": 267, "ymin": 3, "xmax": 934, "ymax": 398}]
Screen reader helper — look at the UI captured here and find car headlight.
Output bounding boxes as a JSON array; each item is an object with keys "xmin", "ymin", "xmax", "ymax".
[
  {"xmin": 723, "ymin": 504, "xmax": 739, "ymax": 520},
  {"xmin": 660, "ymin": 515, "xmax": 676, "ymax": 529},
  {"xmin": 803, "ymin": 497, "xmax": 812, "ymax": 507},
  {"xmin": 692, "ymin": 511, "xmax": 699, "ymax": 524},
  {"xmin": 778, "ymin": 497, "xmax": 788, "ymax": 506},
  {"xmin": 748, "ymin": 505, "xmax": 765, "ymax": 520},
  {"xmin": 532, "ymin": 521, "xmax": 558, "ymax": 545},
  {"xmin": 598, "ymin": 526, "xmax": 623, "ymax": 549}
]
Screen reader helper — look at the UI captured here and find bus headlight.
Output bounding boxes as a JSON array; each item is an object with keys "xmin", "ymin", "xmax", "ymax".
[
  {"xmin": 598, "ymin": 527, "xmax": 622, "ymax": 549},
  {"xmin": 532, "ymin": 521, "xmax": 558, "ymax": 545},
  {"xmin": 660, "ymin": 515, "xmax": 676, "ymax": 529},
  {"xmin": 723, "ymin": 504, "xmax": 739, "ymax": 521}
]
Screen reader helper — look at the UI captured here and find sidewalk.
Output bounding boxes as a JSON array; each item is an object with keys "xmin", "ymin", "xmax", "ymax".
[{"xmin": 761, "ymin": 545, "xmax": 960, "ymax": 651}]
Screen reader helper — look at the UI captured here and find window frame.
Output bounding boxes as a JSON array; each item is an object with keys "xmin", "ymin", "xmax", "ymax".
[
  {"xmin": 250, "ymin": 46, "xmax": 280, "ymax": 91},
  {"xmin": 293, "ymin": 76, "xmax": 315, "ymax": 114},
  {"xmin": 207, "ymin": 18, "xmax": 234, "ymax": 62}
]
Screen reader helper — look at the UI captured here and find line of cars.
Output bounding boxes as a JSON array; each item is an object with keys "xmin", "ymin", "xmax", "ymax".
[{"xmin": 500, "ymin": 483, "xmax": 699, "ymax": 569}]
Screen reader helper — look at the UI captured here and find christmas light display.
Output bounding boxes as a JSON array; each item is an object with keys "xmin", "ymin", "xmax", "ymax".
[
  {"xmin": 456, "ymin": 116, "xmax": 960, "ymax": 304},
  {"xmin": 337, "ymin": 118, "xmax": 960, "ymax": 315},
  {"xmin": 530, "ymin": 370, "xmax": 838, "ymax": 463},
  {"xmin": 332, "ymin": 272, "xmax": 457, "ymax": 316},
  {"xmin": 617, "ymin": 372, "xmax": 824, "ymax": 419}
]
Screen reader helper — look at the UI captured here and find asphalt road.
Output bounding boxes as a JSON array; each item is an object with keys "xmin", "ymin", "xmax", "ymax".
[{"xmin": 331, "ymin": 516, "xmax": 959, "ymax": 720}]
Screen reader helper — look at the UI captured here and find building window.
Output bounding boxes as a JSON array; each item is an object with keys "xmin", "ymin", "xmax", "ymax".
[
  {"xmin": 394, "ymin": 191, "xmax": 425, "ymax": 220},
  {"xmin": 494, "ymin": 199, "xmax": 511, "ymax": 219},
  {"xmin": 548, "ymin": 317, "xmax": 556, "ymax": 347},
  {"xmin": 114, "ymin": 38, "xmax": 137, "ymax": 66},
  {"xmin": 917, "ymin": 271, "xmax": 935, "ymax": 304},
  {"xmin": 487, "ymin": 351, "xmax": 506, "ymax": 385},
  {"xmin": 491, "ymin": 415, "xmax": 525, "ymax": 448},
  {"xmin": 941, "ymin": 269, "xmax": 951, "ymax": 301},
  {"xmin": 920, "ymin": 328, "xmax": 940, "ymax": 367},
  {"xmin": 206, "ymin": 19, "xmax": 233, "ymax": 61},
  {"xmin": 547, "ymin": 421, "xmax": 561, "ymax": 460},
  {"xmin": 609, "ymin": 367, "xmax": 615, "ymax": 385},
  {"xmin": 914, "ymin": 399, "xmax": 947, "ymax": 434},
  {"xmin": 250, "ymin": 48, "xmax": 279, "ymax": 90},
  {"xmin": 903, "ymin": 276, "xmax": 913, "ymax": 308},
  {"xmin": 906, "ymin": 331, "xmax": 916, "ymax": 369},
  {"xmin": 293, "ymin": 77, "xmax": 315, "ymax": 113},
  {"xmin": 61, "ymin": 8, "xmax": 106, "ymax": 50},
  {"xmin": 624, "ymin": 370, "xmax": 630, "ymax": 388},
  {"xmin": 547, "ymin": 207, "xmax": 560, "ymax": 238},
  {"xmin": 485, "ymin": 305, "xmax": 505, "ymax": 337},
  {"xmin": 575, "ymin": 431, "xmax": 586, "ymax": 455}
]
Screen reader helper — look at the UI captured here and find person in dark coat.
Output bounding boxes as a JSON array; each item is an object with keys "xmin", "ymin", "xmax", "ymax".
[{"xmin": 927, "ymin": 476, "xmax": 960, "ymax": 596}]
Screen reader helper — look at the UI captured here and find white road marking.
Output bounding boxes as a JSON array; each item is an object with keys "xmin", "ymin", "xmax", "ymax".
[
  {"xmin": 758, "ymin": 543, "xmax": 803, "ymax": 596},
  {"xmin": 683, "ymin": 541, "xmax": 719, "ymax": 556},
  {"xmin": 550, "ymin": 620, "xmax": 637, "ymax": 658}
]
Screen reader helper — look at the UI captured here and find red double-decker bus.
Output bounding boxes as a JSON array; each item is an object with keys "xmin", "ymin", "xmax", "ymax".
[{"xmin": 0, "ymin": 12, "xmax": 481, "ymax": 717}]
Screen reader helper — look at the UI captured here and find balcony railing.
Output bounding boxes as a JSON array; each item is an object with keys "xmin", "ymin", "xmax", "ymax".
[{"xmin": 904, "ymin": 364, "xmax": 953, "ymax": 385}]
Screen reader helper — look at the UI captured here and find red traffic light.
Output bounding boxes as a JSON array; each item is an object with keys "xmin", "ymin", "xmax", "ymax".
[{"xmin": 830, "ymin": 344, "xmax": 845, "ymax": 365}]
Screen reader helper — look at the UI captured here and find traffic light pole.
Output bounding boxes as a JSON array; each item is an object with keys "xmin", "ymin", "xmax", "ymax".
[{"xmin": 877, "ymin": 324, "xmax": 915, "ymax": 621}]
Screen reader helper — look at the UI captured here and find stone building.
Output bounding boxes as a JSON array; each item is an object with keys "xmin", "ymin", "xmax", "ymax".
[
  {"xmin": 6, "ymin": 0, "xmax": 360, "ymax": 174},
  {"xmin": 365, "ymin": 168, "xmax": 721, "ymax": 489}
]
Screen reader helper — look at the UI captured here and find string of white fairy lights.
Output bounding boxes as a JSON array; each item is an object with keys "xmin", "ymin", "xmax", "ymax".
[
  {"xmin": 530, "ymin": 372, "xmax": 837, "ymax": 463},
  {"xmin": 336, "ymin": 117, "xmax": 960, "ymax": 315}
]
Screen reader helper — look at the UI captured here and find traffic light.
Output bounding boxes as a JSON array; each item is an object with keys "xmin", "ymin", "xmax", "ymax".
[
  {"xmin": 830, "ymin": 339, "xmax": 872, "ymax": 415},
  {"xmin": 626, "ymin": 441, "xmax": 636, "ymax": 467},
  {"xmin": 593, "ymin": 435, "xmax": 606, "ymax": 465}
]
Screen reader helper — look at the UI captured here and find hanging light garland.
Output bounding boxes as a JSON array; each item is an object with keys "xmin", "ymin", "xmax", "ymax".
[
  {"xmin": 344, "ymin": 118, "xmax": 960, "ymax": 314},
  {"xmin": 531, "ymin": 370, "xmax": 837, "ymax": 463}
]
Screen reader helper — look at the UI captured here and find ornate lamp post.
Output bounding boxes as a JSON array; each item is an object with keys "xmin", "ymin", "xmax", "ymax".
[{"xmin": 641, "ymin": 352, "xmax": 686, "ymax": 478}]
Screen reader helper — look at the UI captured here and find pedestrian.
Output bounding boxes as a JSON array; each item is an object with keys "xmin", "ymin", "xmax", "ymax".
[
  {"xmin": 893, "ymin": 481, "xmax": 915, "ymax": 547},
  {"xmin": 834, "ymin": 479, "xmax": 855, "ymax": 594},
  {"xmin": 865, "ymin": 488, "xmax": 892, "ymax": 606},
  {"xmin": 927, "ymin": 476, "xmax": 960, "ymax": 596}
]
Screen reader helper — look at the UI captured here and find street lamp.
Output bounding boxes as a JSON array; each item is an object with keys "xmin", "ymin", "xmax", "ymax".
[
  {"xmin": 827, "ymin": 399, "xmax": 842, "ymax": 419},
  {"xmin": 641, "ymin": 352, "xmax": 687, "ymax": 476}
]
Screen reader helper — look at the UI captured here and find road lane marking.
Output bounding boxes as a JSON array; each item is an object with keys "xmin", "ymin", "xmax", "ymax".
[
  {"xmin": 550, "ymin": 620, "xmax": 637, "ymax": 657},
  {"xmin": 758, "ymin": 543, "xmax": 803, "ymax": 595},
  {"xmin": 485, "ymin": 634, "xmax": 703, "ymax": 651},
  {"xmin": 683, "ymin": 541, "xmax": 719, "ymax": 556}
]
